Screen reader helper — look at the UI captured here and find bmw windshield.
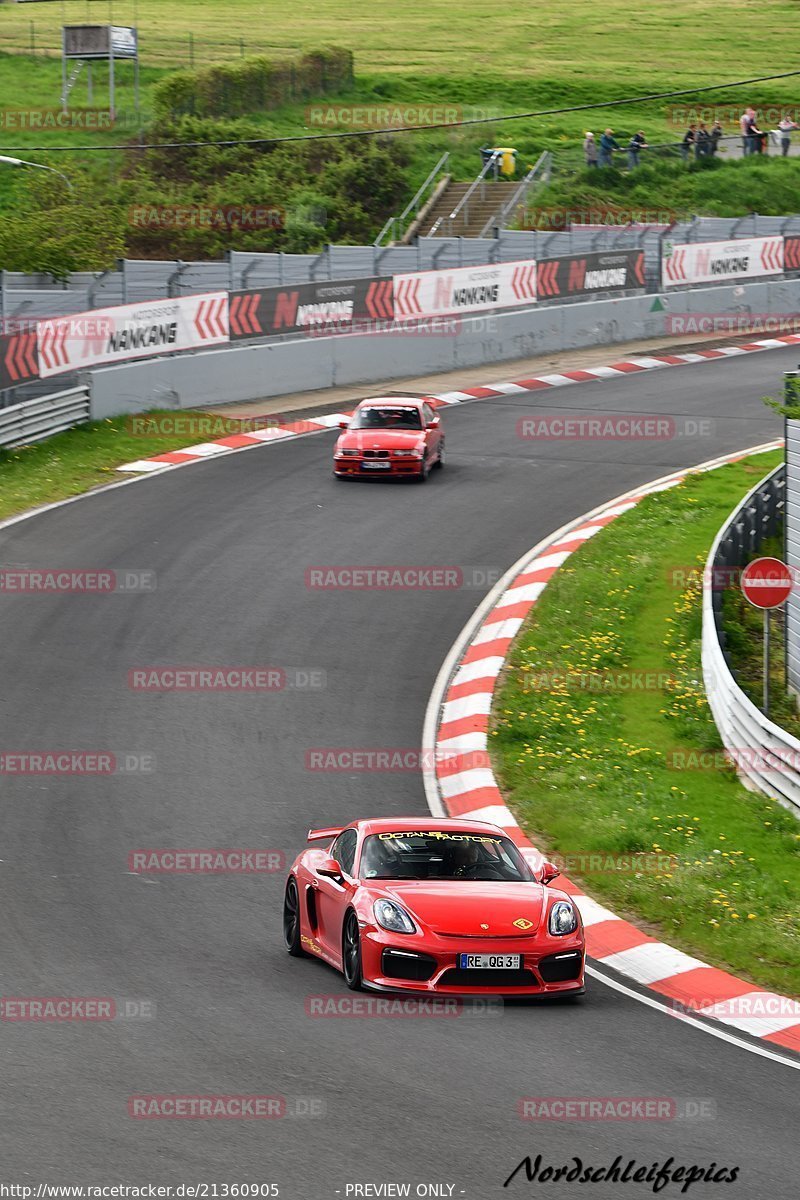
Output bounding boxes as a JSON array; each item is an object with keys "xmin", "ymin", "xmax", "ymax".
[{"xmin": 351, "ymin": 407, "xmax": 423, "ymax": 430}]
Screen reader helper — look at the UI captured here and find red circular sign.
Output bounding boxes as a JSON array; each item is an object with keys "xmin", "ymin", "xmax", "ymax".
[{"xmin": 740, "ymin": 557, "xmax": 793, "ymax": 609}]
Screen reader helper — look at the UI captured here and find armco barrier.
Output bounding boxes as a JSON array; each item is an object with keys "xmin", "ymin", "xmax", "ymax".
[
  {"xmin": 0, "ymin": 385, "xmax": 90, "ymax": 448},
  {"xmin": 702, "ymin": 463, "xmax": 800, "ymax": 814},
  {"xmin": 86, "ymin": 277, "xmax": 800, "ymax": 419}
]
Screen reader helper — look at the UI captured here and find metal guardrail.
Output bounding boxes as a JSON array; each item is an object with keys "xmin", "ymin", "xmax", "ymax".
[
  {"xmin": 0, "ymin": 385, "xmax": 90, "ymax": 448},
  {"xmin": 438, "ymin": 151, "xmax": 502, "ymax": 238},
  {"xmin": 374, "ymin": 152, "xmax": 450, "ymax": 247},
  {"xmin": 702, "ymin": 462, "xmax": 800, "ymax": 814},
  {"xmin": 479, "ymin": 151, "xmax": 551, "ymax": 238}
]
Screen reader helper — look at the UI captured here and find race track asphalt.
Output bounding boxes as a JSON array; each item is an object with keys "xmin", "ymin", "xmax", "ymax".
[{"xmin": 0, "ymin": 346, "xmax": 797, "ymax": 1198}]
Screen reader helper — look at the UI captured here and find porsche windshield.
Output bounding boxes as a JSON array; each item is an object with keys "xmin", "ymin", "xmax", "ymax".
[
  {"xmin": 351, "ymin": 407, "xmax": 423, "ymax": 430},
  {"xmin": 359, "ymin": 832, "xmax": 534, "ymax": 882}
]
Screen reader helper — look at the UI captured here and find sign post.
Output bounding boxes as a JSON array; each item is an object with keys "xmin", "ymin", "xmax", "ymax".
[{"xmin": 740, "ymin": 557, "xmax": 794, "ymax": 718}]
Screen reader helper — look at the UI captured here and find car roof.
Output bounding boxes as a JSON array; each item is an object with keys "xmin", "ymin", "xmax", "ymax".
[{"xmin": 350, "ymin": 816, "xmax": 506, "ymax": 837}]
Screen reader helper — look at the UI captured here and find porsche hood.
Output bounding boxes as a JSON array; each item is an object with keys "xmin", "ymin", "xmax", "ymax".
[{"xmin": 382, "ymin": 881, "xmax": 548, "ymax": 936}]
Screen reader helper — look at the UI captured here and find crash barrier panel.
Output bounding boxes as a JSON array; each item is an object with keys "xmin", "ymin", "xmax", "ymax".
[
  {"xmin": 701, "ymin": 463, "xmax": 800, "ymax": 813},
  {"xmin": 662, "ymin": 236, "xmax": 785, "ymax": 288},
  {"xmin": 6, "ymin": 231, "xmax": 798, "ymax": 391},
  {"xmin": 86, "ymin": 277, "xmax": 800, "ymax": 420},
  {"xmin": 0, "ymin": 385, "xmax": 90, "ymax": 448}
]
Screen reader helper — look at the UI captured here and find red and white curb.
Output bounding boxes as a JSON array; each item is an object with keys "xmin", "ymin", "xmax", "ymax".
[
  {"xmin": 116, "ymin": 332, "xmax": 800, "ymax": 474},
  {"xmin": 422, "ymin": 440, "xmax": 800, "ymax": 1058}
]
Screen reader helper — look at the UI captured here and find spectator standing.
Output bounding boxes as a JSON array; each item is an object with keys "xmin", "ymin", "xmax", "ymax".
[
  {"xmin": 710, "ymin": 120, "xmax": 724, "ymax": 155},
  {"xmin": 598, "ymin": 128, "xmax": 620, "ymax": 167},
  {"xmin": 739, "ymin": 108, "xmax": 750, "ymax": 154},
  {"xmin": 583, "ymin": 131, "xmax": 598, "ymax": 167},
  {"xmin": 695, "ymin": 122, "xmax": 711, "ymax": 158},
  {"xmin": 681, "ymin": 123, "xmax": 696, "ymax": 161},
  {"xmin": 744, "ymin": 108, "xmax": 763, "ymax": 155},
  {"xmin": 627, "ymin": 130, "xmax": 648, "ymax": 168},
  {"xmin": 778, "ymin": 115, "xmax": 798, "ymax": 157}
]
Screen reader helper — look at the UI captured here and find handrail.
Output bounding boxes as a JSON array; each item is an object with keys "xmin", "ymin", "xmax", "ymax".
[
  {"xmin": 479, "ymin": 150, "xmax": 551, "ymax": 238},
  {"xmin": 442, "ymin": 150, "xmax": 501, "ymax": 238},
  {"xmin": 373, "ymin": 152, "xmax": 450, "ymax": 246}
]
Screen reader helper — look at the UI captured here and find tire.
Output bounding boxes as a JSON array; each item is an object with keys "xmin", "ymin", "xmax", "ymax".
[
  {"xmin": 282, "ymin": 878, "xmax": 305, "ymax": 957},
  {"xmin": 342, "ymin": 910, "xmax": 364, "ymax": 990},
  {"xmin": 416, "ymin": 457, "xmax": 431, "ymax": 483},
  {"xmin": 435, "ymin": 441, "xmax": 445, "ymax": 468}
]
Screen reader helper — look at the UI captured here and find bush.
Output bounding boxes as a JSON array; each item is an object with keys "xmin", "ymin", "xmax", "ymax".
[{"xmin": 152, "ymin": 48, "xmax": 354, "ymax": 120}]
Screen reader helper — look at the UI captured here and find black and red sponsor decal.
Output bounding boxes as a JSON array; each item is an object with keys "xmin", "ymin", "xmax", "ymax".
[
  {"xmin": 230, "ymin": 276, "xmax": 393, "ymax": 340},
  {"xmin": 537, "ymin": 250, "xmax": 645, "ymax": 298},
  {"xmin": 785, "ymin": 237, "xmax": 800, "ymax": 273},
  {"xmin": 0, "ymin": 330, "xmax": 40, "ymax": 389}
]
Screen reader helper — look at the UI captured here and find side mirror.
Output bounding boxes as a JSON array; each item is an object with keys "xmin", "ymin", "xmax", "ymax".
[
  {"xmin": 338, "ymin": 420, "xmax": 349, "ymax": 429},
  {"xmin": 317, "ymin": 856, "xmax": 344, "ymax": 880},
  {"xmin": 537, "ymin": 861, "xmax": 560, "ymax": 886},
  {"xmin": 427, "ymin": 416, "xmax": 440, "ymax": 429}
]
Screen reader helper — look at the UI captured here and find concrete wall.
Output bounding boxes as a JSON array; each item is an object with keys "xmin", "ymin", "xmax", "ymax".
[{"xmin": 87, "ymin": 278, "xmax": 800, "ymax": 418}]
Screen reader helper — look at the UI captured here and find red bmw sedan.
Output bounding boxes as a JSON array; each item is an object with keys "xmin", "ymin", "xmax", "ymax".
[{"xmin": 333, "ymin": 398, "xmax": 444, "ymax": 481}]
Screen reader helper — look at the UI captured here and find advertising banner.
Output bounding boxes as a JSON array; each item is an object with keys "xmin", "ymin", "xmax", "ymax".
[
  {"xmin": 37, "ymin": 293, "xmax": 229, "ymax": 378},
  {"xmin": 661, "ymin": 237, "xmax": 784, "ymax": 288},
  {"xmin": 393, "ymin": 261, "xmax": 536, "ymax": 319},
  {"xmin": 536, "ymin": 250, "xmax": 645, "ymax": 298},
  {"xmin": 229, "ymin": 277, "xmax": 393, "ymax": 340}
]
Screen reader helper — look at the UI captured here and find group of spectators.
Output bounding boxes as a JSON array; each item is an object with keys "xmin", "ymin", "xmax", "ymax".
[
  {"xmin": 583, "ymin": 129, "xmax": 648, "ymax": 169},
  {"xmin": 583, "ymin": 109, "xmax": 800, "ymax": 169}
]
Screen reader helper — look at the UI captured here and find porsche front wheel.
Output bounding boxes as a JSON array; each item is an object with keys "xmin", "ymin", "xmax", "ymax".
[
  {"xmin": 342, "ymin": 910, "xmax": 364, "ymax": 990},
  {"xmin": 283, "ymin": 878, "xmax": 304, "ymax": 957}
]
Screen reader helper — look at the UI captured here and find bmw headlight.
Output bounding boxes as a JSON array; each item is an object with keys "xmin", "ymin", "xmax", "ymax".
[
  {"xmin": 374, "ymin": 898, "xmax": 416, "ymax": 934},
  {"xmin": 339, "ymin": 449, "xmax": 359, "ymax": 457},
  {"xmin": 393, "ymin": 448, "xmax": 423, "ymax": 458},
  {"xmin": 549, "ymin": 901, "xmax": 578, "ymax": 936}
]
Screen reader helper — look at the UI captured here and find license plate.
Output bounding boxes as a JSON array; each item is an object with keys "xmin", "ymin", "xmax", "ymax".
[
  {"xmin": 361, "ymin": 461, "xmax": 391, "ymax": 470},
  {"xmin": 458, "ymin": 954, "xmax": 521, "ymax": 970}
]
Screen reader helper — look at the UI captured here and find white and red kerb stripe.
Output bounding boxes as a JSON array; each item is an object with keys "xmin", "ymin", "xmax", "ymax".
[
  {"xmin": 432, "ymin": 443, "xmax": 800, "ymax": 1053},
  {"xmin": 116, "ymin": 332, "xmax": 800, "ymax": 473}
]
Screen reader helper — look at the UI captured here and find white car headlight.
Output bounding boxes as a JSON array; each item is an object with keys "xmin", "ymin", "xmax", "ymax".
[
  {"xmin": 339, "ymin": 449, "xmax": 359, "ymax": 457},
  {"xmin": 374, "ymin": 898, "xmax": 416, "ymax": 934},
  {"xmin": 549, "ymin": 901, "xmax": 578, "ymax": 936},
  {"xmin": 393, "ymin": 448, "xmax": 423, "ymax": 458}
]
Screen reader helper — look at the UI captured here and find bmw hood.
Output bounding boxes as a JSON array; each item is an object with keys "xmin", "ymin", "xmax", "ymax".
[{"xmin": 382, "ymin": 881, "xmax": 547, "ymax": 936}]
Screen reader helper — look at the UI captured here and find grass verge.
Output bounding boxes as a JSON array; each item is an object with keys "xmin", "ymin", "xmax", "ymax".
[
  {"xmin": 0, "ymin": 411, "xmax": 252, "ymax": 521},
  {"xmin": 492, "ymin": 450, "xmax": 800, "ymax": 997}
]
